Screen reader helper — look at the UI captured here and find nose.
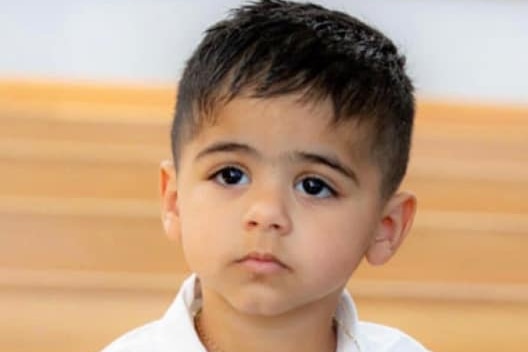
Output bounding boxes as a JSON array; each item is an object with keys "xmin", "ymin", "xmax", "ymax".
[{"xmin": 243, "ymin": 183, "xmax": 292, "ymax": 235}]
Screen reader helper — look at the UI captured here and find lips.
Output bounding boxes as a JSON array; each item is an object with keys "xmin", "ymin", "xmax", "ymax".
[{"xmin": 236, "ymin": 251, "xmax": 289, "ymax": 273}]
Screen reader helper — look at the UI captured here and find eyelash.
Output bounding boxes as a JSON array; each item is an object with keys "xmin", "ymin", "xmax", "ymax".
[
  {"xmin": 209, "ymin": 165, "xmax": 250, "ymax": 186},
  {"xmin": 295, "ymin": 176, "xmax": 338, "ymax": 198},
  {"xmin": 209, "ymin": 166, "xmax": 338, "ymax": 199}
]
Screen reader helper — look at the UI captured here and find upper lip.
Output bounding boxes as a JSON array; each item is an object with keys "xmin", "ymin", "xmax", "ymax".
[{"xmin": 237, "ymin": 251, "xmax": 289, "ymax": 269}]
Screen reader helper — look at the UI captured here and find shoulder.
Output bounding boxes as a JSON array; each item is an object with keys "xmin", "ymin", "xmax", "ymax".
[
  {"xmin": 100, "ymin": 275, "xmax": 202, "ymax": 352},
  {"xmin": 100, "ymin": 320, "xmax": 163, "ymax": 352},
  {"xmin": 358, "ymin": 321, "xmax": 431, "ymax": 352}
]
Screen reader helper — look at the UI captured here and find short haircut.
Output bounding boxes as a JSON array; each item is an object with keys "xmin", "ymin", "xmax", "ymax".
[{"xmin": 172, "ymin": 0, "xmax": 415, "ymax": 199}]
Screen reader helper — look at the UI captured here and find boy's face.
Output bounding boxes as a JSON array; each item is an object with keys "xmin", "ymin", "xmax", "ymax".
[{"xmin": 161, "ymin": 94, "xmax": 415, "ymax": 316}]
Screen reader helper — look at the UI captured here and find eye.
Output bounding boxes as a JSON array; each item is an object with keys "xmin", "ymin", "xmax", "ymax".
[
  {"xmin": 294, "ymin": 177, "xmax": 336, "ymax": 198},
  {"xmin": 211, "ymin": 166, "xmax": 250, "ymax": 186}
]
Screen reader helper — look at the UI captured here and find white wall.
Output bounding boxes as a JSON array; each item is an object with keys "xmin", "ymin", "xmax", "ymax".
[{"xmin": 1, "ymin": 0, "xmax": 527, "ymax": 105}]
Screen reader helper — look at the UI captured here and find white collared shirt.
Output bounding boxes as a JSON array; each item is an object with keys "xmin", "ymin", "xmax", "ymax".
[{"xmin": 102, "ymin": 275, "xmax": 430, "ymax": 352}]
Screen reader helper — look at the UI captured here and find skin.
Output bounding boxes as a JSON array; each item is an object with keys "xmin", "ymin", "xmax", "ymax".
[{"xmin": 160, "ymin": 93, "xmax": 416, "ymax": 352}]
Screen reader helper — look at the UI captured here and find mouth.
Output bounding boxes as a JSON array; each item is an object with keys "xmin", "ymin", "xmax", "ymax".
[{"xmin": 235, "ymin": 252, "xmax": 290, "ymax": 274}]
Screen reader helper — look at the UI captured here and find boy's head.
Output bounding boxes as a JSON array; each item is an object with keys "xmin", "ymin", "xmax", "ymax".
[
  {"xmin": 161, "ymin": 0, "xmax": 417, "ymax": 317},
  {"xmin": 172, "ymin": 0, "xmax": 414, "ymax": 199}
]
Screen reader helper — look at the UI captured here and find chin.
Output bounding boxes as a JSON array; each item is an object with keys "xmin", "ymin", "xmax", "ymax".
[
  {"xmin": 228, "ymin": 291, "xmax": 295, "ymax": 317},
  {"xmin": 234, "ymin": 301, "xmax": 291, "ymax": 317}
]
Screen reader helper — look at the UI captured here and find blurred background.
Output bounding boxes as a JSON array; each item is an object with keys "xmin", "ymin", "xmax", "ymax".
[{"xmin": 1, "ymin": 1, "xmax": 527, "ymax": 351}]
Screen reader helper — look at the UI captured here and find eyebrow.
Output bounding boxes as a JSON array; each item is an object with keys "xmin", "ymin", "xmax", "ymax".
[
  {"xmin": 195, "ymin": 141, "xmax": 258, "ymax": 161},
  {"xmin": 194, "ymin": 141, "xmax": 359, "ymax": 186},
  {"xmin": 294, "ymin": 151, "xmax": 360, "ymax": 186}
]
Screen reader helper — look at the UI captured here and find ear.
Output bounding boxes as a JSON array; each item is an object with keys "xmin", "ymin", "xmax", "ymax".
[
  {"xmin": 366, "ymin": 191, "xmax": 417, "ymax": 266},
  {"xmin": 160, "ymin": 159, "xmax": 180, "ymax": 242}
]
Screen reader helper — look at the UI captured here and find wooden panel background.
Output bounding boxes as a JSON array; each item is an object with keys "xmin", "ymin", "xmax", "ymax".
[{"xmin": 1, "ymin": 79, "xmax": 527, "ymax": 351}]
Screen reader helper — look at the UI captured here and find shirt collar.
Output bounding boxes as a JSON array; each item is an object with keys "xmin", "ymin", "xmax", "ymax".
[{"xmin": 160, "ymin": 274, "xmax": 362, "ymax": 352}]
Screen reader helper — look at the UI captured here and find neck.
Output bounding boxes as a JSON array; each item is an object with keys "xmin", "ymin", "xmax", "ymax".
[{"xmin": 196, "ymin": 287, "xmax": 340, "ymax": 352}]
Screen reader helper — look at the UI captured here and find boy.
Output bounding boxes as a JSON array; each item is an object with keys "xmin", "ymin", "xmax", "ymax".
[{"xmin": 103, "ymin": 0, "xmax": 428, "ymax": 351}]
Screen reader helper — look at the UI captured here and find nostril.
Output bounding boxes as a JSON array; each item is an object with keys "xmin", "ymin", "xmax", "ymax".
[
  {"xmin": 245, "ymin": 219, "xmax": 282, "ymax": 231},
  {"xmin": 271, "ymin": 223, "xmax": 281, "ymax": 230}
]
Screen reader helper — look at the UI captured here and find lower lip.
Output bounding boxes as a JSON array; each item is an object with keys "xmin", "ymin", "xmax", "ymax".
[{"xmin": 239, "ymin": 258, "xmax": 286, "ymax": 274}]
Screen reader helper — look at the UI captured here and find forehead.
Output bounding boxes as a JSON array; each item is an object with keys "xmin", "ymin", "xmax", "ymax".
[
  {"xmin": 181, "ymin": 94, "xmax": 377, "ymax": 178},
  {"xmin": 195, "ymin": 94, "xmax": 372, "ymax": 154}
]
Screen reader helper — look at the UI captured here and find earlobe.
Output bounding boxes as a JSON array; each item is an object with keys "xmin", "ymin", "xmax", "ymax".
[
  {"xmin": 366, "ymin": 191, "xmax": 417, "ymax": 266},
  {"xmin": 160, "ymin": 160, "xmax": 180, "ymax": 242}
]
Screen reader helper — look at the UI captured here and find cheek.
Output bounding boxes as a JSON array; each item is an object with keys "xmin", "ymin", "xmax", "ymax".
[
  {"xmin": 307, "ymin": 234, "xmax": 366, "ymax": 277},
  {"xmin": 178, "ymin": 192, "xmax": 241, "ymax": 269},
  {"xmin": 297, "ymin": 207, "xmax": 377, "ymax": 276}
]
